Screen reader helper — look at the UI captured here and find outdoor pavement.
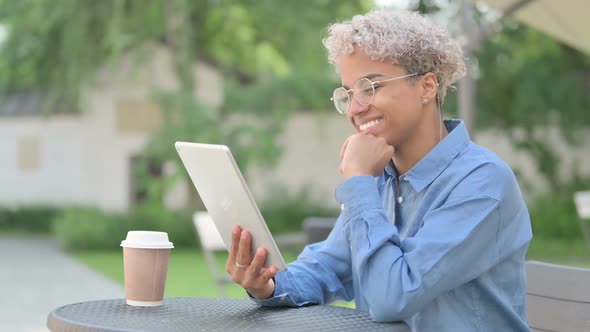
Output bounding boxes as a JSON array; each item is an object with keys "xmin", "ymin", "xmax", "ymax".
[{"xmin": 0, "ymin": 234, "xmax": 124, "ymax": 332}]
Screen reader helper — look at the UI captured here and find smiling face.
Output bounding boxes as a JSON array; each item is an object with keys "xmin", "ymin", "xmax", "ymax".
[{"xmin": 336, "ymin": 50, "xmax": 427, "ymax": 148}]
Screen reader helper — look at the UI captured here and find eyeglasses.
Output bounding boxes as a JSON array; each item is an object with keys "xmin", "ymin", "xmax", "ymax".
[{"xmin": 331, "ymin": 72, "xmax": 420, "ymax": 114}]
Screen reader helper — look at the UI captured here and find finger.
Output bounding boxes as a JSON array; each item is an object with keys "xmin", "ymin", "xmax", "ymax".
[
  {"xmin": 263, "ymin": 266, "xmax": 279, "ymax": 279},
  {"xmin": 248, "ymin": 247, "xmax": 267, "ymax": 275},
  {"xmin": 228, "ymin": 225, "xmax": 241, "ymax": 264},
  {"xmin": 236, "ymin": 229, "xmax": 253, "ymax": 267},
  {"xmin": 386, "ymin": 145, "xmax": 395, "ymax": 157},
  {"xmin": 340, "ymin": 137, "xmax": 351, "ymax": 160}
]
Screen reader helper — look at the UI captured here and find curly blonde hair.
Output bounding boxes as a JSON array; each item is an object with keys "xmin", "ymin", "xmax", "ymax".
[{"xmin": 323, "ymin": 9, "xmax": 466, "ymax": 104}]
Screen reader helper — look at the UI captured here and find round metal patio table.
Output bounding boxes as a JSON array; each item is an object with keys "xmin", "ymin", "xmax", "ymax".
[{"xmin": 47, "ymin": 297, "xmax": 410, "ymax": 332}]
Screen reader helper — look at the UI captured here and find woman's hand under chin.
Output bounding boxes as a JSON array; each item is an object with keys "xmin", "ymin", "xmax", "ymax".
[{"xmin": 339, "ymin": 131, "xmax": 394, "ymax": 179}]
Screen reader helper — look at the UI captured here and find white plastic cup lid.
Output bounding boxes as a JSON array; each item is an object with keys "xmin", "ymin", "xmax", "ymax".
[{"xmin": 121, "ymin": 231, "xmax": 174, "ymax": 249}]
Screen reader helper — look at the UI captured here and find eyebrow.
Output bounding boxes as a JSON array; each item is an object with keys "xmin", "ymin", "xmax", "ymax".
[{"xmin": 342, "ymin": 73, "xmax": 384, "ymax": 89}]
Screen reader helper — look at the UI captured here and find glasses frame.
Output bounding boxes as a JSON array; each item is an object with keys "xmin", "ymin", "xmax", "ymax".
[{"xmin": 331, "ymin": 72, "xmax": 420, "ymax": 114}]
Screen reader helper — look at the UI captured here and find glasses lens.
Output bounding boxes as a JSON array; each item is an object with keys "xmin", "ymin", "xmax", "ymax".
[
  {"xmin": 354, "ymin": 78, "xmax": 374, "ymax": 106},
  {"xmin": 332, "ymin": 88, "xmax": 349, "ymax": 114}
]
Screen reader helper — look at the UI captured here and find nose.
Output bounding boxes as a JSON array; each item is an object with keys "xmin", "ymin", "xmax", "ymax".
[{"xmin": 347, "ymin": 96, "xmax": 369, "ymax": 117}]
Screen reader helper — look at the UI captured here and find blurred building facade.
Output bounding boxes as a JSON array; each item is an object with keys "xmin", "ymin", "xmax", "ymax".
[{"xmin": 0, "ymin": 46, "xmax": 222, "ymax": 211}]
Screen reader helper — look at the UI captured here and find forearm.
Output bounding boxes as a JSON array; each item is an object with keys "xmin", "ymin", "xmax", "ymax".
[{"xmin": 251, "ymin": 224, "xmax": 354, "ymax": 307}]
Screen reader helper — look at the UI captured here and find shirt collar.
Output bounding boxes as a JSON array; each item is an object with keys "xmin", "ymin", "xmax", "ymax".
[{"xmin": 385, "ymin": 119, "xmax": 471, "ymax": 192}]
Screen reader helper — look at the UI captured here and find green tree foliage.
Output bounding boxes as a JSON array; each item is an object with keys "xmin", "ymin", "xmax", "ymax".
[
  {"xmin": 476, "ymin": 19, "xmax": 590, "ymax": 191},
  {"xmin": 406, "ymin": 1, "xmax": 590, "ymax": 191},
  {"xmin": 0, "ymin": 0, "xmax": 370, "ymax": 203},
  {"xmin": 477, "ymin": 20, "xmax": 590, "ymax": 133},
  {"xmin": 0, "ymin": 0, "xmax": 369, "ymax": 110}
]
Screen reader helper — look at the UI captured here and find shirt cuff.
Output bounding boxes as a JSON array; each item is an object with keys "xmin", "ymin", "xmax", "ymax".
[
  {"xmin": 248, "ymin": 291, "xmax": 295, "ymax": 306},
  {"xmin": 248, "ymin": 271, "xmax": 305, "ymax": 307},
  {"xmin": 335, "ymin": 175, "xmax": 383, "ymax": 221}
]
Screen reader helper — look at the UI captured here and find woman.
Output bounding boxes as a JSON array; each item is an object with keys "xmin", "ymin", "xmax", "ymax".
[{"xmin": 226, "ymin": 9, "xmax": 532, "ymax": 331}]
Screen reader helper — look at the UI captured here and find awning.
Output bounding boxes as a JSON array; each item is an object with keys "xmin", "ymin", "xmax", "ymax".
[{"xmin": 471, "ymin": 0, "xmax": 590, "ymax": 54}]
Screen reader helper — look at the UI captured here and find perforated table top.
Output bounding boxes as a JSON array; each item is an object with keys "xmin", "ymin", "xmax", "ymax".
[{"xmin": 47, "ymin": 297, "xmax": 410, "ymax": 332}]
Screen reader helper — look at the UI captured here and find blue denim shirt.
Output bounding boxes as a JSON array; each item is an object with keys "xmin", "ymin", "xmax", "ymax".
[{"xmin": 253, "ymin": 120, "xmax": 532, "ymax": 331}]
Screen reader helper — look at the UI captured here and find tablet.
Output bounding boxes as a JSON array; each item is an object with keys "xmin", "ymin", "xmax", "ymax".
[{"xmin": 175, "ymin": 142, "xmax": 287, "ymax": 270}]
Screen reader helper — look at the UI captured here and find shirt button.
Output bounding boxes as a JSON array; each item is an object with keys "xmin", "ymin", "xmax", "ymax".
[
  {"xmin": 397, "ymin": 196, "xmax": 404, "ymax": 204},
  {"xmin": 280, "ymin": 296, "xmax": 287, "ymax": 301},
  {"xmin": 340, "ymin": 204, "xmax": 345, "ymax": 211},
  {"xmin": 403, "ymin": 176, "xmax": 409, "ymax": 181}
]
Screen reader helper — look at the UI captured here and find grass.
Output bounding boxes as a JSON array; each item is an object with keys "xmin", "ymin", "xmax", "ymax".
[
  {"xmin": 72, "ymin": 247, "xmax": 356, "ymax": 307},
  {"xmin": 73, "ymin": 249, "xmax": 294, "ymax": 298},
  {"xmin": 72, "ymin": 237, "xmax": 590, "ymax": 308},
  {"xmin": 526, "ymin": 237, "xmax": 590, "ymax": 268}
]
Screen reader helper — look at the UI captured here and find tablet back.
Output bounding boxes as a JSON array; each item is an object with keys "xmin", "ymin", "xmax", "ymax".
[{"xmin": 175, "ymin": 142, "xmax": 286, "ymax": 270}]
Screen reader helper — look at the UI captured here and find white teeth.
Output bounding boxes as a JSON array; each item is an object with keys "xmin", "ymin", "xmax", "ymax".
[{"xmin": 359, "ymin": 119, "xmax": 382, "ymax": 131}]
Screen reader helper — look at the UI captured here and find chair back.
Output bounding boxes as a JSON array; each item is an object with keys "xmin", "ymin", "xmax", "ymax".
[
  {"xmin": 192, "ymin": 212, "xmax": 232, "ymax": 295},
  {"xmin": 303, "ymin": 217, "xmax": 337, "ymax": 244},
  {"xmin": 574, "ymin": 191, "xmax": 590, "ymax": 219},
  {"xmin": 193, "ymin": 211, "xmax": 226, "ymax": 251},
  {"xmin": 526, "ymin": 260, "xmax": 590, "ymax": 331}
]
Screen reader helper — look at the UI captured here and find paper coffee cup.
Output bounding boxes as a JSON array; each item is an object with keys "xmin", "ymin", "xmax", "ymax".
[{"xmin": 121, "ymin": 231, "xmax": 174, "ymax": 307}]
